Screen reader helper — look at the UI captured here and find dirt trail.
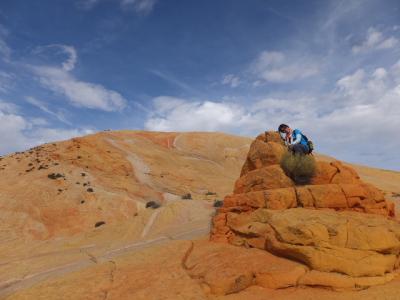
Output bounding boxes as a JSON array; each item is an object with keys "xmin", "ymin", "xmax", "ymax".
[
  {"xmin": 105, "ymin": 137, "xmax": 155, "ymax": 188},
  {"xmin": 140, "ymin": 208, "xmax": 163, "ymax": 238}
]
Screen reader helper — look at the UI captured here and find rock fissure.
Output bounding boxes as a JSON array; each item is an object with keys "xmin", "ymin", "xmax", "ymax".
[{"xmin": 102, "ymin": 260, "xmax": 116, "ymax": 300}]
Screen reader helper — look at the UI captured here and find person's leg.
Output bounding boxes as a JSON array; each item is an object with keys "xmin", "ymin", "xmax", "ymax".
[{"xmin": 292, "ymin": 144, "xmax": 309, "ymax": 155}]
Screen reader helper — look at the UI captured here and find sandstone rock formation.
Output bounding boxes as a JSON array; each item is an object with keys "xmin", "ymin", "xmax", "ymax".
[{"xmin": 211, "ymin": 131, "xmax": 399, "ymax": 291}]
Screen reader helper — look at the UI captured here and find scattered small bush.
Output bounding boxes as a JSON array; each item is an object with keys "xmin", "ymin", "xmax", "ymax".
[
  {"xmin": 213, "ymin": 200, "xmax": 224, "ymax": 207},
  {"xmin": 87, "ymin": 188, "xmax": 94, "ymax": 193},
  {"xmin": 146, "ymin": 201, "xmax": 161, "ymax": 209},
  {"xmin": 206, "ymin": 191, "xmax": 217, "ymax": 196},
  {"xmin": 280, "ymin": 151, "xmax": 316, "ymax": 185},
  {"xmin": 181, "ymin": 193, "xmax": 192, "ymax": 200},
  {"xmin": 47, "ymin": 173, "xmax": 64, "ymax": 180},
  {"xmin": 95, "ymin": 221, "xmax": 106, "ymax": 228}
]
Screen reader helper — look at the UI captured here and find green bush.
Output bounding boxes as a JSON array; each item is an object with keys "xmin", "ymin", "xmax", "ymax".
[
  {"xmin": 181, "ymin": 193, "xmax": 192, "ymax": 200},
  {"xmin": 213, "ymin": 200, "xmax": 224, "ymax": 207},
  {"xmin": 280, "ymin": 151, "xmax": 316, "ymax": 185}
]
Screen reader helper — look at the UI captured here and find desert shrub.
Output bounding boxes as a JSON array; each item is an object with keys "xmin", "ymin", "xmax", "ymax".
[
  {"xmin": 181, "ymin": 193, "xmax": 192, "ymax": 200},
  {"xmin": 213, "ymin": 200, "xmax": 223, "ymax": 207},
  {"xmin": 206, "ymin": 191, "xmax": 217, "ymax": 196},
  {"xmin": 47, "ymin": 173, "xmax": 64, "ymax": 180},
  {"xmin": 280, "ymin": 151, "xmax": 316, "ymax": 185},
  {"xmin": 146, "ymin": 201, "xmax": 161, "ymax": 209},
  {"xmin": 94, "ymin": 221, "xmax": 106, "ymax": 228}
]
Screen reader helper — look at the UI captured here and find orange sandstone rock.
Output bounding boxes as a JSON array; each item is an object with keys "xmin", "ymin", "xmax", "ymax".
[
  {"xmin": 234, "ymin": 165, "xmax": 294, "ymax": 194},
  {"xmin": 240, "ymin": 140, "xmax": 286, "ymax": 176}
]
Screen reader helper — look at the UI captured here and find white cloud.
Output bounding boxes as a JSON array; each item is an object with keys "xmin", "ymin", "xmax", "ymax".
[
  {"xmin": 34, "ymin": 66, "xmax": 126, "ymax": 111},
  {"xmin": 0, "ymin": 99, "xmax": 19, "ymax": 114},
  {"xmin": 145, "ymin": 97, "xmax": 254, "ymax": 132},
  {"xmin": 392, "ymin": 59, "xmax": 400, "ymax": 79},
  {"xmin": 221, "ymin": 74, "xmax": 240, "ymax": 88},
  {"xmin": 336, "ymin": 67, "xmax": 392, "ymax": 105},
  {"xmin": 29, "ymin": 127, "xmax": 94, "ymax": 146},
  {"xmin": 0, "ymin": 100, "xmax": 94, "ymax": 155},
  {"xmin": 251, "ymin": 51, "xmax": 319, "ymax": 83},
  {"xmin": 352, "ymin": 27, "xmax": 399, "ymax": 54},
  {"xmin": 31, "ymin": 45, "xmax": 127, "ymax": 112},
  {"xmin": 0, "ymin": 110, "xmax": 30, "ymax": 153}
]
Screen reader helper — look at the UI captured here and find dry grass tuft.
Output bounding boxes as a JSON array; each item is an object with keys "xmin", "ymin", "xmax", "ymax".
[{"xmin": 280, "ymin": 151, "xmax": 316, "ymax": 185}]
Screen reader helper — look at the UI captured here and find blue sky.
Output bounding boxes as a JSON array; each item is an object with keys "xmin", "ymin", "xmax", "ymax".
[{"xmin": 0, "ymin": 0, "xmax": 400, "ymax": 170}]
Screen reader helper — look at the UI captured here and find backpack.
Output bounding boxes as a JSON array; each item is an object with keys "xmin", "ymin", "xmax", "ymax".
[{"xmin": 300, "ymin": 133, "xmax": 314, "ymax": 154}]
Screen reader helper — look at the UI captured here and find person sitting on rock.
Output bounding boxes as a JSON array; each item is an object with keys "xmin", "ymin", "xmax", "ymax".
[{"xmin": 278, "ymin": 124, "xmax": 310, "ymax": 155}]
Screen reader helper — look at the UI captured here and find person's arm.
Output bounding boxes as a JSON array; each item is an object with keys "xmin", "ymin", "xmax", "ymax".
[
  {"xmin": 290, "ymin": 132, "xmax": 302, "ymax": 145},
  {"xmin": 285, "ymin": 134, "xmax": 291, "ymax": 146}
]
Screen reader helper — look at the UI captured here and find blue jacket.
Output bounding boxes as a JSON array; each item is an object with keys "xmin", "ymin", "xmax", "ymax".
[{"xmin": 291, "ymin": 129, "xmax": 308, "ymax": 147}]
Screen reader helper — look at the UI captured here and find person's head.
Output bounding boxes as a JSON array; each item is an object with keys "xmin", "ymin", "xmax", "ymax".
[{"xmin": 278, "ymin": 124, "xmax": 291, "ymax": 134}]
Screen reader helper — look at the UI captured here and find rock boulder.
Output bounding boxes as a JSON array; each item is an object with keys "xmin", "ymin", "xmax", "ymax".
[{"xmin": 211, "ymin": 131, "xmax": 398, "ymax": 291}]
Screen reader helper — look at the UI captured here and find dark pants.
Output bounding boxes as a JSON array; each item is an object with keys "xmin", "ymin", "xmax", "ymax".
[{"xmin": 289, "ymin": 144, "xmax": 309, "ymax": 155}]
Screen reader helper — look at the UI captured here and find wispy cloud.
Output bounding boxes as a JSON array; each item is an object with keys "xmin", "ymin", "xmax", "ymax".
[
  {"xmin": 34, "ymin": 66, "xmax": 127, "ymax": 111},
  {"xmin": 150, "ymin": 69, "xmax": 197, "ymax": 94},
  {"xmin": 352, "ymin": 27, "xmax": 399, "ymax": 54},
  {"xmin": 250, "ymin": 51, "xmax": 319, "ymax": 83},
  {"xmin": 0, "ymin": 24, "xmax": 11, "ymax": 61},
  {"xmin": 77, "ymin": 0, "xmax": 157, "ymax": 14},
  {"xmin": 26, "ymin": 96, "xmax": 72, "ymax": 125},
  {"xmin": 33, "ymin": 44, "xmax": 78, "ymax": 71},
  {"xmin": 221, "ymin": 74, "xmax": 240, "ymax": 88},
  {"xmin": 121, "ymin": 0, "xmax": 157, "ymax": 14},
  {"xmin": 31, "ymin": 45, "xmax": 127, "ymax": 111},
  {"xmin": 76, "ymin": 0, "xmax": 99, "ymax": 10},
  {"xmin": 0, "ymin": 71, "xmax": 15, "ymax": 93}
]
